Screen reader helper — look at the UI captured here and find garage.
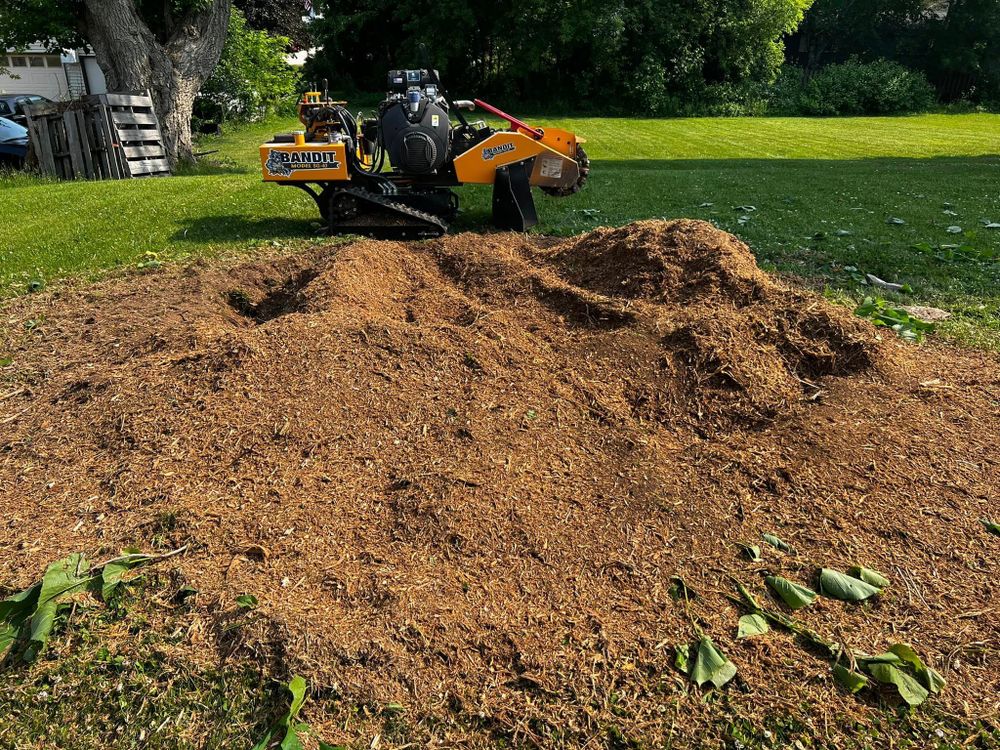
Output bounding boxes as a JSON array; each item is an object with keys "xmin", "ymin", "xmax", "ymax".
[{"xmin": 1, "ymin": 50, "xmax": 70, "ymax": 100}]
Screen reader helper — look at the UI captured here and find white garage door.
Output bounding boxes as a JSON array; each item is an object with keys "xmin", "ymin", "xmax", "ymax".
[{"xmin": 0, "ymin": 54, "xmax": 70, "ymax": 99}]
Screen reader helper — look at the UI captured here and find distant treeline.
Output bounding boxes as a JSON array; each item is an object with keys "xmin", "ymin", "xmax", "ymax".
[
  {"xmin": 304, "ymin": 0, "xmax": 998, "ymax": 115},
  {"xmin": 787, "ymin": 0, "xmax": 998, "ymax": 105}
]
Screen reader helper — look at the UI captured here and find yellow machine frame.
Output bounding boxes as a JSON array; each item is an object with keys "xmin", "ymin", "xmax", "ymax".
[
  {"xmin": 258, "ymin": 85, "xmax": 589, "ymax": 236},
  {"xmin": 453, "ymin": 127, "xmax": 582, "ymax": 186}
]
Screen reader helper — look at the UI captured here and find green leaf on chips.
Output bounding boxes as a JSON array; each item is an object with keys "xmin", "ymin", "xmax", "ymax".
[
  {"xmin": 765, "ymin": 575, "xmax": 817, "ymax": 609},
  {"xmin": 847, "ymin": 566, "xmax": 890, "ymax": 588},
  {"xmin": 818, "ymin": 568, "xmax": 882, "ymax": 601},
  {"xmin": 690, "ymin": 636, "xmax": 737, "ymax": 689},
  {"xmin": 737, "ymin": 613, "xmax": 769, "ymax": 639}
]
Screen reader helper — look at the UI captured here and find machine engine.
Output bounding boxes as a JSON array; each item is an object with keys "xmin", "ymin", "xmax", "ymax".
[{"xmin": 377, "ymin": 69, "xmax": 450, "ymax": 174}]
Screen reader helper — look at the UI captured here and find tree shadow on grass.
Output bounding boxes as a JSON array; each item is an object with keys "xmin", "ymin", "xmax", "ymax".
[
  {"xmin": 529, "ymin": 155, "xmax": 1000, "ymax": 227},
  {"xmin": 174, "ymin": 160, "xmax": 250, "ymax": 176},
  {"xmin": 169, "ymin": 154, "xmax": 1000, "ymax": 247},
  {"xmin": 170, "ymin": 215, "xmax": 324, "ymax": 244}
]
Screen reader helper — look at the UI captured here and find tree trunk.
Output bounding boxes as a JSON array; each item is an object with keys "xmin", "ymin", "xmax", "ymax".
[{"xmin": 80, "ymin": 0, "xmax": 231, "ymax": 165}]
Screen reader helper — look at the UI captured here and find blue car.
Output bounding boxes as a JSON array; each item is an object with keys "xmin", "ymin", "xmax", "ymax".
[{"xmin": 0, "ymin": 117, "xmax": 29, "ymax": 165}]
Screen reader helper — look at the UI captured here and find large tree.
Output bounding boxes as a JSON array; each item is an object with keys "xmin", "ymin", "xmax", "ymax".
[{"xmin": 0, "ymin": 0, "xmax": 233, "ymax": 163}]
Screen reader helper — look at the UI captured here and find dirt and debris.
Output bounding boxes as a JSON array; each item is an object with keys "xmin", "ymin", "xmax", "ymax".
[
  {"xmin": 1, "ymin": 220, "xmax": 998, "ymax": 746},
  {"xmin": 902, "ymin": 304, "xmax": 952, "ymax": 323}
]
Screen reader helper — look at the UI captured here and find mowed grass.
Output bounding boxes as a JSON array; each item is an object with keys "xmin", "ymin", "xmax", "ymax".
[{"xmin": 1, "ymin": 113, "xmax": 999, "ymax": 347}]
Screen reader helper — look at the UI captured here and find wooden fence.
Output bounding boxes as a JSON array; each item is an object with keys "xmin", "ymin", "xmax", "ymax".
[{"xmin": 23, "ymin": 91, "xmax": 171, "ymax": 180}]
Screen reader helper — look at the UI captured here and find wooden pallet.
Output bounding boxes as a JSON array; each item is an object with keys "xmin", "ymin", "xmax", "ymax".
[{"xmin": 24, "ymin": 91, "xmax": 171, "ymax": 180}]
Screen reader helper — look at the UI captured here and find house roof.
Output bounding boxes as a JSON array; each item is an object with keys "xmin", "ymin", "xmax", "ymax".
[{"xmin": 5, "ymin": 44, "xmax": 79, "ymax": 63}]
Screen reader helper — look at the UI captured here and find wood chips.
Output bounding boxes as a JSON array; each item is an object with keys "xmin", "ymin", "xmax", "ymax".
[{"xmin": 1, "ymin": 220, "xmax": 997, "ymax": 746}]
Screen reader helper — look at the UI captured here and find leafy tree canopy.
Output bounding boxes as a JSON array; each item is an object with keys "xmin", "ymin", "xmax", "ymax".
[
  {"xmin": 0, "ymin": 0, "xmax": 83, "ymax": 50},
  {"xmin": 0, "ymin": 0, "xmax": 222, "ymax": 50},
  {"xmin": 789, "ymin": 0, "xmax": 1000, "ymax": 102},
  {"xmin": 307, "ymin": 0, "xmax": 814, "ymax": 113},
  {"xmin": 198, "ymin": 7, "xmax": 299, "ymax": 122},
  {"xmin": 233, "ymin": 0, "xmax": 312, "ymax": 49}
]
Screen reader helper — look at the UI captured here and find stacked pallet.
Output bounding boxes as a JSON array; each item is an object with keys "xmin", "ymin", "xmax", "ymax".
[{"xmin": 23, "ymin": 91, "xmax": 171, "ymax": 180}]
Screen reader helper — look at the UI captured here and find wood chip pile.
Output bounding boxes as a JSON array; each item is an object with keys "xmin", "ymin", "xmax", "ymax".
[{"xmin": 1, "ymin": 220, "xmax": 997, "ymax": 746}]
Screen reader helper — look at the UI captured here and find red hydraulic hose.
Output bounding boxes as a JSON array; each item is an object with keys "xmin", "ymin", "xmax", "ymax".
[{"xmin": 473, "ymin": 99, "xmax": 544, "ymax": 139}]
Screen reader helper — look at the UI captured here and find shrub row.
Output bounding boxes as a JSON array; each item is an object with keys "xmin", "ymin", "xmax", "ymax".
[
  {"xmin": 670, "ymin": 59, "xmax": 939, "ymax": 118},
  {"xmin": 772, "ymin": 59, "xmax": 937, "ymax": 116}
]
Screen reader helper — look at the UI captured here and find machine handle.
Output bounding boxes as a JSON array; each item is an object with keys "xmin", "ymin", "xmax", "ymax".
[{"xmin": 473, "ymin": 99, "xmax": 543, "ymax": 139}]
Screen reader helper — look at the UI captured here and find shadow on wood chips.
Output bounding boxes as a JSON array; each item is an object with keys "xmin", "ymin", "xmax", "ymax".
[{"xmin": 1, "ymin": 220, "xmax": 997, "ymax": 746}]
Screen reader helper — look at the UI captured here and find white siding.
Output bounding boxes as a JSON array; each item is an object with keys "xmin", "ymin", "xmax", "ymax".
[{"xmin": 1, "ymin": 53, "xmax": 70, "ymax": 99}]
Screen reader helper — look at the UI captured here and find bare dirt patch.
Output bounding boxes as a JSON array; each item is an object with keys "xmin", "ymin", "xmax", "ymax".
[{"xmin": 1, "ymin": 220, "xmax": 997, "ymax": 746}]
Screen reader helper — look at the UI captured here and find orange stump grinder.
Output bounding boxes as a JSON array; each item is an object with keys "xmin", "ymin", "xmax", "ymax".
[{"xmin": 260, "ymin": 69, "xmax": 589, "ymax": 238}]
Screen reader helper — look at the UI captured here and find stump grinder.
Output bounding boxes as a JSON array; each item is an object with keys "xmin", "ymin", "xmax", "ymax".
[{"xmin": 259, "ymin": 69, "xmax": 589, "ymax": 239}]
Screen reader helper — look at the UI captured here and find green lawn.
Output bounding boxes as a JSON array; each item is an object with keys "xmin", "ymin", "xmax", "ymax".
[{"xmin": 2, "ymin": 113, "xmax": 999, "ymax": 347}]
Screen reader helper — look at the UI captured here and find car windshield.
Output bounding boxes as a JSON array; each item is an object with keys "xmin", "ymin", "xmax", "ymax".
[
  {"xmin": 0, "ymin": 117, "xmax": 28, "ymax": 141},
  {"xmin": 15, "ymin": 96, "xmax": 47, "ymax": 113}
]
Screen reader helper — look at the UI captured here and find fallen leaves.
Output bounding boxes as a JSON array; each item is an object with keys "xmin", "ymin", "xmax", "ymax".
[
  {"xmin": 737, "ymin": 613, "xmax": 769, "ymax": 639},
  {"xmin": 687, "ymin": 636, "xmax": 738, "ymax": 689},
  {"xmin": 762, "ymin": 533, "xmax": 796, "ymax": 554},
  {"xmin": 1, "ymin": 547, "xmax": 186, "ymax": 662},
  {"xmin": 765, "ymin": 575, "xmax": 817, "ymax": 610},
  {"xmin": 818, "ymin": 568, "xmax": 882, "ymax": 602},
  {"xmin": 854, "ymin": 297, "xmax": 935, "ymax": 342}
]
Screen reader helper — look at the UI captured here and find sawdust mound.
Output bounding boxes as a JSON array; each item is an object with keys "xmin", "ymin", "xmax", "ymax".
[
  {"xmin": 2, "ymin": 220, "xmax": 998, "ymax": 747},
  {"xmin": 543, "ymin": 220, "xmax": 880, "ymax": 424},
  {"xmin": 547, "ymin": 219, "xmax": 771, "ymax": 302}
]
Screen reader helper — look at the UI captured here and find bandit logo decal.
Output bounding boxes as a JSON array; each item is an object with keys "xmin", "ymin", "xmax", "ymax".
[
  {"xmin": 265, "ymin": 149, "xmax": 292, "ymax": 177},
  {"xmin": 266, "ymin": 149, "xmax": 341, "ymax": 177},
  {"xmin": 482, "ymin": 142, "xmax": 517, "ymax": 161}
]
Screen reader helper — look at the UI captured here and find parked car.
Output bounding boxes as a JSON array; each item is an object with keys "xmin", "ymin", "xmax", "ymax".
[
  {"xmin": 0, "ymin": 117, "xmax": 29, "ymax": 166},
  {"xmin": 0, "ymin": 94, "xmax": 52, "ymax": 126}
]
